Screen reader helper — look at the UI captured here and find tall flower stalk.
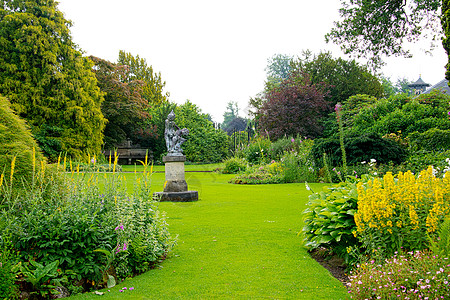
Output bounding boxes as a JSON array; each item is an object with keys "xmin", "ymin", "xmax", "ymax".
[{"xmin": 335, "ymin": 103, "xmax": 347, "ymax": 177}]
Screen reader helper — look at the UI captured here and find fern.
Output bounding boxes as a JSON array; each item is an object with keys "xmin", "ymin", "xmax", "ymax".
[{"xmin": 429, "ymin": 217, "xmax": 450, "ymax": 258}]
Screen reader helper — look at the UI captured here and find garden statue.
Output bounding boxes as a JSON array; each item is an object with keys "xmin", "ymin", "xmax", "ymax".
[
  {"xmin": 165, "ymin": 110, "xmax": 189, "ymax": 156},
  {"xmin": 154, "ymin": 110, "xmax": 198, "ymax": 202}
]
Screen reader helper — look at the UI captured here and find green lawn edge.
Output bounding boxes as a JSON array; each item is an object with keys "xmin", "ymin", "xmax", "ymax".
[{"xmin": 69, "ymin": 172, "xmax": 349, "ymax": 299}]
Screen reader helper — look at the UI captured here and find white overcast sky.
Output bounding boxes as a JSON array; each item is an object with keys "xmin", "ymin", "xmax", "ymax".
[{"xmin": 57, "ymin": 0, "xmax": 448, "ymax": 123}]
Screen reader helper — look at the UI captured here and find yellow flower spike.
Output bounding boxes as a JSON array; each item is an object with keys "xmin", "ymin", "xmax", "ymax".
[
  {"xmin": 57, "ymin": 153, "xmax": 61, "ymax": 170},
  {"xmin": 32, "ymin": 147, "xmax": 36, "ymax": 175},
  {"xmin": 63, "ymin": 155, "xmax": 67, "ymax": 172},
  {"xmin": 88, "ymin": 153, "xmax": 91, "ymax": 165},
  {"xmin": 76, "ymin": 164, "xmax": 80, "ymax": 174},
  {"xmin": 0, "ymin": 173, "xmax": 4, "ymax": 188},
  {"xmin": 10, "ymin": 156, "xmax": 16, "ymax": 186},
  {"xmin": 109, "ymin": 151, "xmax": 112, "ymax": 168},
  {"xmin": 40, "ymin": 160, "xmax": 45, "ymax": 179}
]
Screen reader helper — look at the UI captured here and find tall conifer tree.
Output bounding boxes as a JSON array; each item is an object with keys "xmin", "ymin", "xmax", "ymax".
[{"xmin": 0, "ymin": 0, "xmax": 106, "ymax": 160}]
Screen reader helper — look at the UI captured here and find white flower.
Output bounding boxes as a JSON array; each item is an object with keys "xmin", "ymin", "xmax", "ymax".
[
  {"xmin": 370, "ymin": 158, "xmax": 376, "ymax": 163},
  {"xmin": 361, "ymin": 161, "xmax": 366, "ymax": 164},
  {"xmin": 305, "ymin": 182, "xmax": 311, "ymax": 191}
]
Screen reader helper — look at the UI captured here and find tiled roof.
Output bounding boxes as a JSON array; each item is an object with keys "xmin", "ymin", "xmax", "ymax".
[{"xmin": 423, "ymin": 79, "xmax": 450, "ymax": 94}]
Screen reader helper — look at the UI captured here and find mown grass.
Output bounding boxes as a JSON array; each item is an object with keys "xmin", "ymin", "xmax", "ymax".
[
  {"xmin": 120, "ymin": 163, "xmax": 223, "ymax": 173},
  {"xmin": 70, "ymin": 167, "xmax": 349, "ymax": 299}
]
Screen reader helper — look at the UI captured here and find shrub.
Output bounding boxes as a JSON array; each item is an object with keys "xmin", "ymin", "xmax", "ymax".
[
  {"xmin": 230, "ymin": 162, "xmax": 283, "ymax": 184},
  {"xmin": 244, "ymin": 137, "xmax": 272, "ymax": 164},
  {"xmin": 347, "ymin": 250, "xmax": 450, "ymax": 299},
  {"xmin": 1, "ymin": 155, "xmax": 175, "ymax": 295},
  {"xmin": 311, "ymin": 133, "xmax": 407, "ymax": 169},
  {"xmin": 228, "ymin": 131, "xmax": 250, "ymax": 156},
  {"xmin": 409, "ymin": 128, "xmax": 450, "ymax": 151},
  {"xmin": 347, "ymin": 90, "xmax": 450, "ymax": 140},
  {"xmin": 0, "ymin": 247, "xmax": 17, "ymax": 299},
  {"xmin": 302, "ymin": 177, "xmax": 365, "ymax": 266},
  {"xmin": 0, "ymin": 96, "xmax": 45, "ymax": 186},
  {"xmin": 281, "ymin": 139, "xmax": 317, "ymax": 183},
  {"xmin": 221, "ymin": 157, "xmax": 247, "ymax": 174},
  {"xmin": 404, "ymin": 150, "xmax": 450, "ymax": 176},
  {"xmin": 354, "ymin": 167, "xmax": 450, "ymax": 258}
]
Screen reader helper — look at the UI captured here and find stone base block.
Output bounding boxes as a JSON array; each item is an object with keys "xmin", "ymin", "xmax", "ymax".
[
  {"xmin": 164, "ymin": 180, "xmax": 188, "ymax": 193},
  {"xmin": 153, "ymin": 191, "xmax": 198, "ymax": 202}
]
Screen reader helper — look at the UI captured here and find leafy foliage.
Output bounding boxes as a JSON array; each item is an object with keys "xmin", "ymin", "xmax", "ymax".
[
  {"xmin": 257, "ymin": 71, "xmax": 331, "ymax": 140},
  {"xmin": 409, "ymin": 128, "xmax": 450, "ymax": 151},
  {"xmin": 348, "ymin": 90, "xmax": 450, "ymax": 137},
  {"xmin": 1, "ymin": 156, "xmax": 174, "ymax": 295},
  {"xmin": 221, "ymin": 101, "xmax": 239, "ymax": 131},
  {"xmin": 326, "ymin": 0, "xmax": 442, "ymax": 68},
  {"xmin": 292, "ymin": 51, "xmax": 384, "ymax": 105},
  {"xmin": 311, "ymin": 133, "xmax": 407, "ymax": 169},
  {"xmin": 175, "ymin": 101, "xmax": 228, "ymax": 163},
  {"xmin": 90, "ymin": 56, "xmax": 155, "ymax": 149},
  {"xmin": 221, "ymin": 157, "xmax": 247, "ymax": 174},
  {"xmin": 0, "ymin": 96, "xmax": 45, "ymax": 185},
  {"xmin": 429, "ymin": 217, "xmax": 450, "ymax": 258},
  {"xmin": 0, "ymin": 0, "xmax": 106, "ymax": 160},
  {"xmin": 302, "ymin": 178, "xmax": 363, "ymax": 265},
  {"xmin": 354, "ymin": 167, "xmax": 450, "ymax": 258},
  {"xmin": 147, "ymin": 101, "xmax": 178, "ymax": 160},
  {"xmin": 117, "ymin": 50, "xmax": 168, "ymax": 106},
  {"xmin": 0, "ymin": 247, "xmax": 17, "ymax": 299},
  {"xmin": 443, "ymin": 0, "xmax": 450, "ymax": 80}
]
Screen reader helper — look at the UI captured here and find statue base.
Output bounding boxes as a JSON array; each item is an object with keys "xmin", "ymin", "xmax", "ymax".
[
  {"xmin": 154, "ymin": 191, "xmax": 198, "ymax": 202},
  {"xmin": 152, "ymin": 155, "xmax": 198, "ymax": 202}
]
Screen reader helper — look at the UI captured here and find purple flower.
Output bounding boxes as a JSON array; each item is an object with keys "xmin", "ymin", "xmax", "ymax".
[
  {"xmin": 291, "ymin": 138, "xmax": 295, "ymax": 143},
  {"xmin": 123, "ymin": 242, "xmax": 128, "ymax": 251},
  {"xmin": 115, "ymin": 224, "xmax": 124, "ymax": 231},
  {"xmin": 129, "ymin": 287, "xmax": 135, "ymax": 290}
]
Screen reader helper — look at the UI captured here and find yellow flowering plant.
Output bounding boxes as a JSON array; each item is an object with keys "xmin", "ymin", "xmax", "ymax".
[{"xmin": 354, "ymin": 166, "xmax": 450, "ymax": 258}]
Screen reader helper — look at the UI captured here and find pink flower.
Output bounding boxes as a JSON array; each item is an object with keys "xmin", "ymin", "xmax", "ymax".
[{"xmin": 291, "ymin": 138, "xmax": 295, "ymax": 143}]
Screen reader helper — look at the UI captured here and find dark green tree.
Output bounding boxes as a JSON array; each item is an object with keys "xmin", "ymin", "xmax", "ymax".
[
  {"xmin": 117, "ymin": 51, "xmax": 169, "ymax": 105},
  {"xmin": 221, "ymin": 101, "xmax": 239, "ymax": 131},
  {"xmin": 326, "ymin": 1, "xmax": 442, "ymax": 68},
  {"xmin": 175, "ymin": 101, "xmax": 228, "ymax": 162},
  {"xmin": 89, "ymin": 56, "xmax": 155, "ymax": 149},
  {"xmin": 147, "ymin": 101, "xmax": 177, "ymax": 161},
  {"xmin": 265, "ymin": 54, "xmax": 293, "ymax": 90},
  {"xmin": 0, "ymin": 0, "xmax": 106, "ymax": 160},
  {"xmin": 292, "ymin": 51, "xmax": 384, "ymax": 106}
]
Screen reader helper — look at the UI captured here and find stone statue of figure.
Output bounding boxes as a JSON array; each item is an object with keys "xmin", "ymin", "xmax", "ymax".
[{"xmin": 165, "ymin": 110, "xmax": 189, "ymax": 155}]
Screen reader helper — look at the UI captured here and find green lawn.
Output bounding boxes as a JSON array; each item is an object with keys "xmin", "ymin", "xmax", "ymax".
[{"xmin": 70, "ymin": 168, "xmax": 349, "ymax": 299}]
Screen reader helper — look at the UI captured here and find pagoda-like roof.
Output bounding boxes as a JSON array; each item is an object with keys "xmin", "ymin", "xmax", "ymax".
[{"xmin": 408, "ymin": 77, "xmax": 431, "ymax": 88}]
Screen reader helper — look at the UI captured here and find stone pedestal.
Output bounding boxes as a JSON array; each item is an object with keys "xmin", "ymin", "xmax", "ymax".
[{"xmin": 153, "ymin": 155, "xmax": 198, "ymax": 202}]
